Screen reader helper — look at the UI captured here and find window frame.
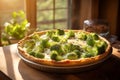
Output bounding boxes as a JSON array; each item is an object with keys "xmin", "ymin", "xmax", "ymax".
[
  {"xmin": 26, "ymin": 0, "xmax": 37, "ymax": 30},
  {"xmin": 25, "ymin": 0, "xmax": 99, "ymax": 30},
  {"xmin": 26, "ymin": 0, "xmax": 72, "ymax": 30}
]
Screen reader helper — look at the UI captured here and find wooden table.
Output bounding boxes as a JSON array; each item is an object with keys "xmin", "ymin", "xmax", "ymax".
[{"xmin": 0, "ymin": 42, "xmax": 120, "ymax": 80}]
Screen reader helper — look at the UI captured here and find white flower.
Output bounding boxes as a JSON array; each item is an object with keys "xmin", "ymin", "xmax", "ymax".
[
  {"xmin": 4, "ymin": 22, "xmax": 10, "ymax": 27},
  {"xmin": 26, "ymin": 23, "xmax": 30, "ymax": 28}
]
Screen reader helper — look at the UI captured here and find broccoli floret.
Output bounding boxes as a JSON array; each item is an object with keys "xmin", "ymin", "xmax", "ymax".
[
  {"xmin": 59, "ymin": 37, "xmax": 67, "ymax": 43},
  {"xmin": 24, "ymin": 40, "xmax": 35, "ymax": 48},
  {"xmin": 31, "ymin": 33, "xmax": 40, "ymax": 41},
  {"xmin": 24, "ymin": 40, "xmax": 35, "ymax": 52},
  {"xmin": 28, "ymin": 51, "xmax": 36, "ymax": 56},
  {"xmin": 81, "ymin": 52, "xmax": 94, "ymax": 58},
  {"xmin": 72, "ymin": 45, "xmax": 80, "ymax": 51},
  {"xmin": 73, "ymin": 50, "xmax": 82, "ymax": 58},
  {"xmin": 77, "ymin": 32, "xmax": 87, "ymax": 40},
  {"xmin": 101, "ymin": 41, "xmax": 108, "ymax": 49},
  {"xmin": 32, "ymin": 44, "xmax": 44, "ymax": 53},
  {"xmin": 84, "ymin": 40, "xmax": 108, "ymax": 55},
  {"xmin": 50, "ymin": 51, "xmax": 58, "ymax": 60},
  {"xmin": 62, "ymin": 44, "xmax": 69, "ymax": 53},
  {"xmin": 50, "ymin": 44, "xmax": 63, "ymax": 55},
  {"xmin": 66, "ymin": 30, "xmax": 75, "ymax": 38},
  {"xmin": 40, "ymin": 38, "xmax": 49, "ymax": 48},
  {"xmin": 62, "ymin": 43, "xmax": 73, "ymax": 53},
  {"xmin": 91, "ymin": 33, "xmax": 99, "ymax": 40},
  {"xmin": 86, "ymin": 33, "xmax": 100, "ymax": 46},
  {"xmin": 62, "ymin": 43, "xmax": 81, "ymax": 54},
  {"xmin": 46, "ymin": 30, "xmax": 55, "ymax": 38},
  {"xmin": 86, "ymin": 34, "xmax": 95, "ymax": 46},
  {"xmin": 50, "ymin": 51, "xmax": 63, "ymax": 61},
  {"xmin": 48, "ymin": 41, "xmax": 58, "ymax": 47},
  {"xmin": 66, "ymin": 52, "xmax": 78, "ymax": 60},
  {"xmin": 91, "ymin": 47, "xmax": 99, "ymax": 56},
  {"xmin": 35, "ymin": 53, "xmax": 45, "ymax": 58},
  {"xmin": 83, "ymin": 45, "xmax": 98, "ymax": 56},
  {"xmin": 56, "ymin": 29, "xmax": 65, "ymax": 35},
  {"xmin": 50, "ymin": 44, "xmax": 61, "ymax": 51},
  {"xmin": 95, "ymin": 40, "xmax": 108, "ymax": 54},
  {"xmin": 51, "ymin": 35, "xmax": 60, "ymax": 42},
  {"xmin": 85, "ymin": 46, "xmax": 99, "ymax": 56}
]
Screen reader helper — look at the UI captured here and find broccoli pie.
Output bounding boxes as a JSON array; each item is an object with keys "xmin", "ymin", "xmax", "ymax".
[{"xmin": 17, "ymin": 29, "xmax": 112, "ymax": 67}]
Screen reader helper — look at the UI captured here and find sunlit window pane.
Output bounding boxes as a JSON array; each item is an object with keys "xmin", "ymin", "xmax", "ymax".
[
  {"xmin": 38, "ymin": 24, "xmax": 53, "ymax": 30},
  {"xmin": 37, "ymin": 0, "xmax": 53, "ymax": 10},
  {"xmin": 55, "ymin": 0, "xmax": 67, "ymax": 8},
  {"xmin": 37, "ymin": 11, "xmax": 53, "ymax": 22},
  {"xmin": 55, "ymin": 9, "xmax": 67, "ymax": 20},
  {"xmin": 55, "ymin": 22, "xmax": 67, "ymax": 29}
]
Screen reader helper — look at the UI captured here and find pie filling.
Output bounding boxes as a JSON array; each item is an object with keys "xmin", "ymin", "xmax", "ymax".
[{"xmin": 20, "ymin": 29, "xmax": 108, "ymax": 61}]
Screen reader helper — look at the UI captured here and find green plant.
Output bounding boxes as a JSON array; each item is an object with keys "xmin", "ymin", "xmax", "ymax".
[{"xmin": 1, "ymin": 10, "xmax": 30, "ymax": 45}]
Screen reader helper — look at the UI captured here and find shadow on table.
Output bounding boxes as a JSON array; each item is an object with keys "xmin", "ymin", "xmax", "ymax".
[
  {"xmin": 18, "ymin": 55, "xmax": 120, "ymax": 80},
  {"xmin": 0, "ymin": 71, "xmax": 12, "ymax": 80}
]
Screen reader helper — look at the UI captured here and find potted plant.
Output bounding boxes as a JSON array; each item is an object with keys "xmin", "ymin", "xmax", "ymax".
[{"xmin": 1, "ymin": 10, "xmax": 30, "ymax": 46}]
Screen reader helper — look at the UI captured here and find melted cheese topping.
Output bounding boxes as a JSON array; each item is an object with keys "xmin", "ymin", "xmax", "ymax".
[{"xmin": 68, "ymin": 39, "xmax": 87, "ymax": 46}]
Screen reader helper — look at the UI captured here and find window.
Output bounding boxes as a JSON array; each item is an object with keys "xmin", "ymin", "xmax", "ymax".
[
  {"xmin": 1, "ymin": 0, "xmax": 119, "ymax": 45},
  {"xmin": 36, "ymin": 0, "xmax": 72, "ymax": 30}
]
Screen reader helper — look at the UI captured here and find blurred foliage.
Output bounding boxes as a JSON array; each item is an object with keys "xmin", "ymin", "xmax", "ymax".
[{"xmin": 1, "ymin": 10, "xmax": 30, "ymax": 46}]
